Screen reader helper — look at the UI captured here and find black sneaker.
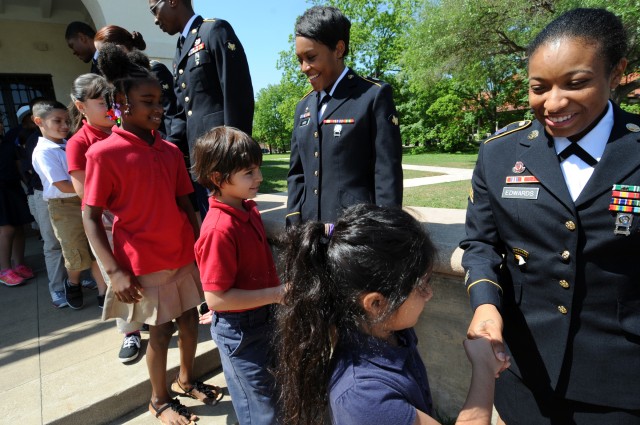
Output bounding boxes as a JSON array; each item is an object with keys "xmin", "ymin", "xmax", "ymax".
[
  {"xmin": 64, "ymin": 279, "xmax": 84, "ymax": 310},
  {"xmin": 97, "ymin": 294, "xmax": 105, "ymax": 309},
  {"xmin": 119, "ymin": 332, "xmax": 141, "ymax": 363},
  {"xmin": 140, "ymin": 323, "xmax": 150, "ymax": 333}
]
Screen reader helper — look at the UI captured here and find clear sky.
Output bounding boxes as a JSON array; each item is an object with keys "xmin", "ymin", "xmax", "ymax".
[{"xmin": 193, "ymin": 0, "xmax": 311, "ymax": 95}]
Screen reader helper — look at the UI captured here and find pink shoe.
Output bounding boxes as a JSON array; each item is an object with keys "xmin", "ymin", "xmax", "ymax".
[
  {"xmin": 13, "ymin": 264, "xmax": 34, "ymax": 279},
  {"xmin": 0, "ymin": 269, "xmax": 26, "ymax": 287}
]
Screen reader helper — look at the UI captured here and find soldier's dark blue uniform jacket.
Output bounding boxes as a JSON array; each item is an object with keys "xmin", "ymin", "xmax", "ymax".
[
  {"xmin": 286, "ymin": 69, "xmax": 403, "ymax": 225},
  {"xmin": 172, "ymin": 16, "xmax": 254, "ymax": 155},
  {"xmin": 150, "ymin": 60, "xmax": 182, "ymax": 147},
  {"xmin": 460, "ymin": 104, "xmax": 640, "ymax": 410}
]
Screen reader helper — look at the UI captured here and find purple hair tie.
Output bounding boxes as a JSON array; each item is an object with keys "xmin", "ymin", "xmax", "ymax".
[{"xmin": 325, "ymin": 223, "xmax": 335, "ymax": 237}]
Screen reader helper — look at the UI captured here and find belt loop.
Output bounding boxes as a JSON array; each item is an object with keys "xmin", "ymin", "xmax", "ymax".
[{"xmin": 213, "ymin": 312, "xmax": 219, "ymax": 326}]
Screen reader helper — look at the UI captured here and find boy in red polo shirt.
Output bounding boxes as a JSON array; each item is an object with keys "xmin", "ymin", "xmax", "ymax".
[{"xmin": 192, "ymin": 126, "xmax": 283, "ymax": 425}]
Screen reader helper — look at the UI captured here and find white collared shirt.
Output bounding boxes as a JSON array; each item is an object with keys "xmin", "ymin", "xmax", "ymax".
[
  {"xmin": 318, "ymin": 66, "xmax": 350, "ymax": 121},
  {"xmin": 554, "ymin": 101, "xmax": 613, "ymax": 201},
  {"xmin": 32, "ymin": 137, "xmax": 76, "ymax": 201},
  {"xmin": 181, "ymin": 14, "xmax": 200, "ymax": 39}
]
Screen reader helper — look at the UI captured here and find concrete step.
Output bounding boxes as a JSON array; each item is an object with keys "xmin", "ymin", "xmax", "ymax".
[
  {"xmin": 108, "ymin": 369, "xmax": 238, "ymax": 425},
  {"xmin": 0, "ymin": 235, "xmax": 224, "ymax": 425}
]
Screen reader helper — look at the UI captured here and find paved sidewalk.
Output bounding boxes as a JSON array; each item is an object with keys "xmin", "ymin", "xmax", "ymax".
[
  {"xmin": 402, "ymin": 164, "xmax": 473, "ymax": 188},
  {"xmin": 0, "ymin": 236, "xmax": 225, "ymax": 425}
]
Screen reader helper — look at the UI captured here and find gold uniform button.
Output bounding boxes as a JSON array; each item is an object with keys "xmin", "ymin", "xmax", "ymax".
[
  {"xmin": 558, "ymin": 305, "xmax": 568, "ymax": 315},
  {"xmin": 314, "ymin": 131, "xmax": 319, "ymax": 138},
  {"xmin": 561, "ymin": 251, "xmax": 570, "ymax": 261},
  {"xmin": 314, "ymin": 170, "xmax": 319, "ymax": 177},
  {"xmin": 181, "ymin": 83, "xmax": 187, "ymax": 89},
  {"xmin": 187, "ymin": 110, "xmax": 193, "ymax": 117},
  {"xmin": 179, "ymin": 69, "xmax": 184, "ymax": 75},
  {"xmin": 559, "ymin": 279, "xmax": 570, "ymax": 289},
  {"xmin": 565, "ymin": 221, "xmax": 576, "ymax": 231},
  {"xmin": 314, "ymin": 151, "xmax": 319, "ymax": 158},
  {"xmin": 185, "ymin": 96, "xmax": 190, "ymax": 103},
  {"xmin": 313, "ymin": 189, "xmax": 318, "ymax": 195}
]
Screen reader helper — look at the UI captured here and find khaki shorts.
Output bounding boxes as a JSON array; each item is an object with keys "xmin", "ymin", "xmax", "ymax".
[{"xmin": 48, "ymin": 196, "xmax": 93, "ymax": 271}]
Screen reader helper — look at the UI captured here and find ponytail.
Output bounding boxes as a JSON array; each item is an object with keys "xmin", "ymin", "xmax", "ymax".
[{"xmin": 275, "ymin": 221, "xmax": 338, "ymax": 425}]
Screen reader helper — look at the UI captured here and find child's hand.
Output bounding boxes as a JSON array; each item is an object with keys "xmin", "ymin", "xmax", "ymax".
[
  {"xmin": 199, "ymin": 310, "xmax": 213, "ymax": 325},
  {"xmin": 463, "ymin": 337, "xmax": 510, "ymax": 378},
  {"xmin": 109, "ymin": 269, "xmax": 143, "ymax": 304}
]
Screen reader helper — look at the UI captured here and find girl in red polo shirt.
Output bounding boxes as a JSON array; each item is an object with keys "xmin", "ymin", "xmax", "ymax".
[
  {"xmin": 66, "ymin": 73, "xmax": 111, "ymax": 305},
  {"xmin": 82, "ymin": 43, "xmax": 222, "ymax": 425}
]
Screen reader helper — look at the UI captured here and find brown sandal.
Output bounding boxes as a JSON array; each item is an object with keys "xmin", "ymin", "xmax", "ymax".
[
  {"xmin": 171, "ymin": 378, "xmax": 224, "ymax": 406},
  {"xmin": 149, "ymin": 398, "xmax": 197, "ymax": 424}
]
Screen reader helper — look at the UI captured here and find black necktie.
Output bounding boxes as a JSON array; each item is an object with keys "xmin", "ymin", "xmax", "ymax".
[
  {"xmin": 177, "ymin": 36, "xmax": 185, "ymax": 53},
  {"xmin": 318, "ymin": 93, "xmax": 331, "ymax": 117},
  {"xmin": 319, "ymin": 93, "xmax": 331, "ymax": 107},
  {"xmin": 558, "ymin": 142, "xmax": 598, "ymax": 167}
]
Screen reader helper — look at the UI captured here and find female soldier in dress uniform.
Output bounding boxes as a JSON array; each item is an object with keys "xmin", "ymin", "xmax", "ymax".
[
  {"xmin": 286, "ymin": 6, "xmax": 403, "ymax": 226},
  {"xmin": 461, "ymin": 8, "xmax": 640, "ymax": 424}
]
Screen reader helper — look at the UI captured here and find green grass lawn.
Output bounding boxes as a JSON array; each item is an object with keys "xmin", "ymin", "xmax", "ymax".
[
  {"xmin": 403, "ymin": 180, "xmax": 471, "ymax": 209},
  {"xmin": 260, "ymin": 154, "xmax": 290, "ymax": 193},
  {"xmin": 259, "ymin": 152, "xmax": 473, "ymax": 209}
]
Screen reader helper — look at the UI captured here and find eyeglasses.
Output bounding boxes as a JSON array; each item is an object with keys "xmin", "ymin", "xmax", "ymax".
[{"xmin": 149, "ymin": 0, "xmax": 164, "ymax": 16}]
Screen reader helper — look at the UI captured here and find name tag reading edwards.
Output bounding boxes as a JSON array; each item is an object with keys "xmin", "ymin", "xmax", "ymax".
[{"xmin": 502, "ymin": 187, "xmax": 539, "ymax": 200}]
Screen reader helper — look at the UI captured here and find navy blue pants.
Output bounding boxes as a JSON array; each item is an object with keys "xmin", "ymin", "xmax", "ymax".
[{"xmin": 211, "ymin": 305, "xmax": 277, "ymax": 425}]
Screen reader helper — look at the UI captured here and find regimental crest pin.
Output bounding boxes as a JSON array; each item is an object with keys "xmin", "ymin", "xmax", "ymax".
[
  {"xmin": 626, "ymin": 123, "xmax": 640, "ymax": 133},
  {"xmin": 528, "ymin": 130, "xmax": 539, "ymax": 140},
  {"xmin": 512, "ymin": 161, "xmax": 526, "ymax": 174}
]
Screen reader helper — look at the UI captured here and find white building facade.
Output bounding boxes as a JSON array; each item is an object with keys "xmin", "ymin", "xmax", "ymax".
[{"xmin": 0, "ymin": 0, "xmax": 176, "ymax": 130}]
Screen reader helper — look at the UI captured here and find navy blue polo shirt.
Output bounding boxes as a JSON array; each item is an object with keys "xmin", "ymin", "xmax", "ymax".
[{"xmin": 329, "ymin": 328, "xmax": 433, "ymax": 425}]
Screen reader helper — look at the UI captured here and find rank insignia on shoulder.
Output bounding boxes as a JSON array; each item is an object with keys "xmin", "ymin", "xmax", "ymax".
[
  {"xmin": 162, "ymin": 84, "xmax": 170, "ymax": 90},
  {"xmin": 512, "ymin": 248, "xmax": 529, "ymax": 267},
  {"xmin": 388, "ymin": 115, "xmax": 399, "ymax": 126},
  {"xmin": 626, "ymin": 123, "xmax": 640, "ymax": 133},
  {"xmin": 484, "ymin": 120, "xmax": 532, "ymax": 144},
  {"xmin": 528, "ymin": 130, "xmax": 539, "ymax": 140},
  {"xmin": 227, "ymin": 41, "xmax": 236, "ymax": 51}
]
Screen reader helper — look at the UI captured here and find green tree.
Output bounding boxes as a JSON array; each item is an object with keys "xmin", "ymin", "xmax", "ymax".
[
  {"xmin": 403, "ymin": 0, "xmax": 640, "ymax": 131},
  {"xmin": 254, "ymin": 81, "xmax": 308, "ymax": 152},
  {"xmin": 425, "ymin": 93, "xmax": 474, "ymax": 152}
]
